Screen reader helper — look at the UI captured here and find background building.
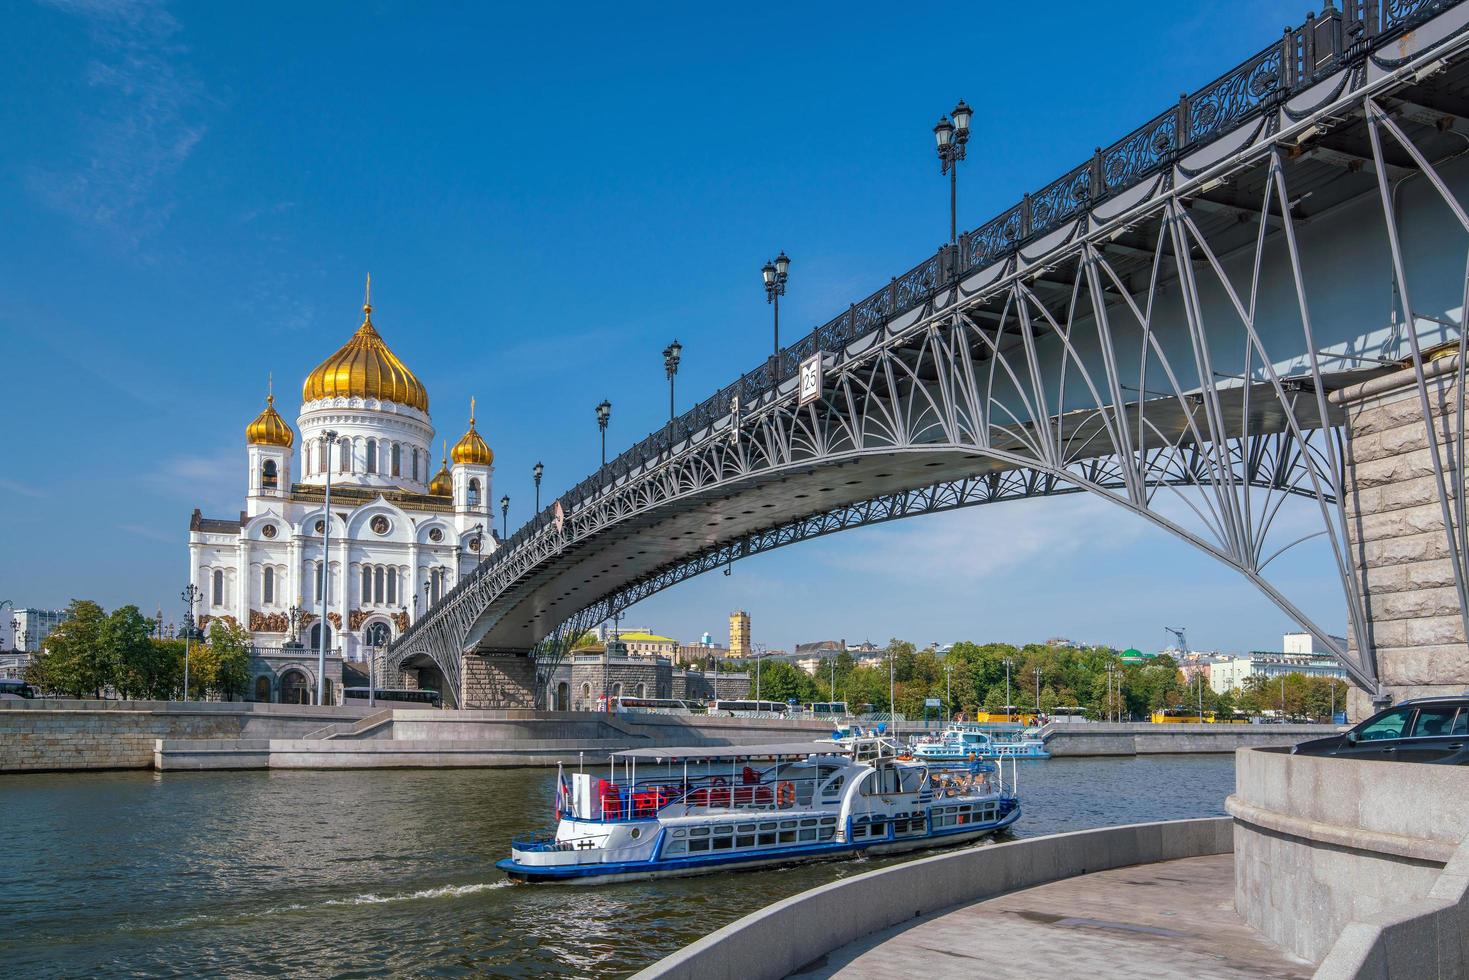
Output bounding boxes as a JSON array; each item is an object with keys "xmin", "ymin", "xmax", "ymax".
[
  {"xmin": 1208, "ymin": 632, "xmax": 1350, "ymax": 694},
  {"xmin": 729, "ymin": 609, "xmax": 751, "ymax": 658}
]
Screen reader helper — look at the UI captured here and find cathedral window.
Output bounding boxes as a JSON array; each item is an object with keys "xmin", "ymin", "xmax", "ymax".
[
  {"xmin": 317, "ymin": 439, "xmax": 328, "ymax": 474},
  {"xmin": 314, "ymin": 562, "xmax": 325, "ymax": 605},
  {"xmin": 262, "ymin": 459, "xmax": 278, "ymax": 490},
  {"xmin": 264, "ymin": 567, "xmax": 275, "ymax": 605},
  {"xmin": 338, "ymin": 437, "xmax": 351, "ymax": 474},
  {"xmin": 468, "ymin": 478, "xmax": 481, "ymax": 507},
  {"xmin": 386, "ymin": 569, "xmax": 397, "ymax": 605},
  {"xmin": 366, "ymin": 440, "xmax": 377, "ymax": 474},
  {"xmin": 212, "ymin": 570, "xmax": 224, "ymax": 607},
  {"xmin": 361, "ymin": 567, "xmax": 372, "ymax": 604},
  {"xmin": 391, "ymin": 443, "xmax": 401, "ymax": 477},
  {"xmin": 374, "ymin": 567, "xmax": 385, "ymax": 604}
]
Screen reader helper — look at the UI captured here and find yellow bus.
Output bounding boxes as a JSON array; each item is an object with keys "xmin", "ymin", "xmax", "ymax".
[{"xmin": 1150, "ymin": 707, "xmax": 1216, "ymax": 724}]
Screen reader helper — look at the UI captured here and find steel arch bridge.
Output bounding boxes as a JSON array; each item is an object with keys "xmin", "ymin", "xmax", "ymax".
[{"xmin": 388, "ymin": 0, "xmax": 1469, "ymax": 706}]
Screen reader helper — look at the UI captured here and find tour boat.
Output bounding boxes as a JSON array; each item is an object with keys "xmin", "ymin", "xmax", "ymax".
[
  {"xmin": 910, "ymin": 723, "xmax": 1051, "ymax": 762},
  {"xmin": 498, "ymin": 739, "xmax": 1021, "ymax": 883}
]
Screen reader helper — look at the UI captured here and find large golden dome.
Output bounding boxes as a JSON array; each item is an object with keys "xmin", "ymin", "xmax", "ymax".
[
  {"xmin": 302, "ymin": 281, "xmax": 429, "ymax": 412},
  {"xmin": 450, "ymin": 398, "xmax": 494, "ymax": 466},
  {"xmin": 246, "ymin": 392, "xmax": 294, "ymax": 448}
]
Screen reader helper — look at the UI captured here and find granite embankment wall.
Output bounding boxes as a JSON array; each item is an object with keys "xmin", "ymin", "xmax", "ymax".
[
  {"xmin": 631, "ymin": 817, "xmax": 1234, "ymax": 980},
  {"xmin": 0, "ymin": 701, "xmax": 373, "ymax": 772},
  {"xmin": 1045, "ymin": 722, "xmax": 1334, "ymax": 756},
  {"xmin": 1228, "ymin": 746, "xmax": 1469, "ymax": 971}
]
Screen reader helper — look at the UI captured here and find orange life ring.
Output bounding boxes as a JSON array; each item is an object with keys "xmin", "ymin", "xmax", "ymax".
[{"xmin": 776, "ymin": 780, "xmax": 796, "ymax": 808}]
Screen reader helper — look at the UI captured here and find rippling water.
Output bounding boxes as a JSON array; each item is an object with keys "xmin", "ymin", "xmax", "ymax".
[{"xmin": 0, "ymin": 755, "xmax": 1234, "ymax": 978}]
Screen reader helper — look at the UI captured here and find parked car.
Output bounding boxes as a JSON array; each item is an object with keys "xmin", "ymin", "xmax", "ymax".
[{"xmin": 1291, "ymin": 695, "xmax": 1469, "ymax": 764}]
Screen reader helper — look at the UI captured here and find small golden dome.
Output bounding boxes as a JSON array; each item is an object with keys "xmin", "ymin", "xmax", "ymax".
[
  {"xmin": 450, "ymin": 398, "xmax": 494, "ymax": 466},
  {"xmin": 302, "ymin": 277, "xmax": 429, "ymax": 412},
  {"xmin": 428, "ymin": 444, "xmax": 453, "ymax": 496},
  {"xmin": 246, "ymin": 393, "xmax": 294, "ymax": 448}
]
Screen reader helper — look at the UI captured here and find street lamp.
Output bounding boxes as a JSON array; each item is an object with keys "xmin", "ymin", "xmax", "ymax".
[
  {"xmin": 500, "ymin": 495, "xmax": 510, "ymax": 538},
  {"xmin": 287, "ymin": 603, "xmax": 304, "ymax": 646},
  {"xmin": 1002, "ymin": 657, "xmax": 1013, "ymax": 721},
  {"xmin": 761, "ymin": 252, "xmax": 790, "ymax": 359},
  {"xmin": 662, "ymin": 339, "xmax": 682, "ymax": 421},
  {"xmin": 934, "ymin": 99, "xmax": 971, "ymax": 244},
  {"xmin": 180, "ymin": 584, "xmax": 200, "ymax": 701},
  {"xmin": 317, "ymin": 428, "xmax": 338, "ymax": 707},
  {"xmin": 595, "ymin": 400, "xmax": 612, "ymax": 466},
  {"xmin": 1106, "ymin": 661, "xmax": 1118, "ymax": 722},
  {"xmin": 533, "ymin": 461, "xmax": 544, "ymax": 512},
  {"xmin": 945, "ymin": 660, "xmax": 953, "ymax": 720}
]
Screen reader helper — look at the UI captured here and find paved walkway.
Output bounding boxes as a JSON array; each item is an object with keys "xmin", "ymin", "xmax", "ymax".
[{"xmin": 788, "ymin": 853, "xmax": 1312, "ymax": 980}]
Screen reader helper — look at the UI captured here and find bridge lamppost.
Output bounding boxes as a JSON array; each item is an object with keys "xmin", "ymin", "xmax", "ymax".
[
  {"xmin": 662, "ymin": 339, "xmax": 682, "ymax": 421},
  {"xmin": 596, "ymin": 399, "xmax": 612, "ymax": 466},
  {"xmin": 933, "ymin": 100, "xmax": 971, "ymax": 245},
  {"xmin": 180, "ymin": 583, "xmax": 200, "ymax": 701},
  {"xmin": 533, "ymin": 461, "xmax": 544, "ymax": 513},
  {"xmin": 1002, "ymin": 657, "xmax": 1013, "ymax": 721},
  {"xmin": 500, "ymin": 495, "xmax": 510, "ymax": 539},
  {"xmin": 317, "ymin": 427, "xmax": 339, "ymax": 707},
  {"xmin": 761, "ymin": 252, "xmax": 790, "ymax": 360}
]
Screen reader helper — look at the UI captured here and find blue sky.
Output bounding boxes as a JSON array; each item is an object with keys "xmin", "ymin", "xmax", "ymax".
[{"xmin": 0, "ymin": 0, "xmax": 1342, "ymax": 654}]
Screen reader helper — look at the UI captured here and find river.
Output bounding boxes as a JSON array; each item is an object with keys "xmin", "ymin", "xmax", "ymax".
[{"xmin": 0, "ymin": 755, "xmax": 1234, "ymax": 978}]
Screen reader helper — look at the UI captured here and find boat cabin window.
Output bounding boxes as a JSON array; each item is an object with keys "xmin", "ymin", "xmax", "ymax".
[
  {"xmin": 898, "ymin": 767, "xmax": 927, "ymax": 794},
  {"xmin": 861, "ymin": 767, "xmax": 904, "ymax": 796}
]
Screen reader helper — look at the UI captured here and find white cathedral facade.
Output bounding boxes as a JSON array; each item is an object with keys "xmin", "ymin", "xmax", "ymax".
[{"xmin": 187, "ymin": 283, "xmax": 498, "ymax": 699}]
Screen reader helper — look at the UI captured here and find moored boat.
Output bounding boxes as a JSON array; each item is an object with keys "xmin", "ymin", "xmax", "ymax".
[
  {"xmin": 910, "ymin": 723, "xmax": 1050, "ymax": 761},
  {"xmin": 497, "ymin": 740, "xmax": 1020, "ymax": 884}
]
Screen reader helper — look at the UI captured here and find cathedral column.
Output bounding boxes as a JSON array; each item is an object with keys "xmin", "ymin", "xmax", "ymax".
[
  {"xmin": 337, "ymin": 536, "xmax": 351, "ymax": 658},
  {"xmin": 236, "ymin": 534, "xmax": 250, "ymax": 636},
  {"xmin": 287, "ymin": 536, "xmax": 300, "ymax": 622},
  {"xmin": 408, "ymin": 540, "xmax": 421, "ymax": 622}
]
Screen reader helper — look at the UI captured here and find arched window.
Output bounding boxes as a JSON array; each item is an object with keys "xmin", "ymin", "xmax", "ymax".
[
  {"xmin": 411, "ymin": 448, "xmax": 419, "ymax": 482},
  {"xmin": 468, "ymin": 478, "xmax": 481, "ymax": 506},
  {"xmin": 365, "ymin": 622, "xmax": 391, "ymax": 647},
  {"xmin": 391, "ymin": 443, "xmax": 401, "ymax": 477},
  {"xmin": 386, "ymin": 569, "xmax": 397, "ymax": 605},
  {"xmin": 254, "ymin": 675, "xmax": 271, "ymax": 702},
  {"xmin": 212, "ymin": 570, "xmax": 224, "ymax": 606},
  {"xmin": 264, "ymin": 567, "xmax": 275, "ymax": 605},
  {"xmin": 314, "ymin": 562, "xmax": 325, "ymax": 605},
  {"xmin": 374, "ymin": 567, "xmax": 385, "ymax": 604},
  {"xmin": 366, "ymin": 439, "xmax": 378, "ymax": 474},
  {"xmin": 361, "ymin": 566, "xmax": 372, "ymax": 604},
  {"xmin": 430, "ymin": 568, "xmax": 442, "ymax": 604},
  {"xmin": 262, "ymin": 459, "xmax": 278, "ymax": 490},
  {"xmin": 635, "ymin": 682, "xmax": 646, "ymax": 698},
  {"xmin": 338, "ymin": 437, "xmax": 351, "ymax": 473},
  {"xmin": 581, "ymin": 682, "xmax": 592, "ymax": 699},
  {"xmin": 611, "ymin": 682, "xmax": 623, "ymax": 699},
  {"xmin": 317, "ymin": 439, "xmax": 327, "ymax": 474}
]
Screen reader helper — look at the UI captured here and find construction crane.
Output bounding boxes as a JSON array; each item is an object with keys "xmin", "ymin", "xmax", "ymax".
[{"xmin": 1165, "ymin": 626, "xmax": 1206, "ymax": 719}]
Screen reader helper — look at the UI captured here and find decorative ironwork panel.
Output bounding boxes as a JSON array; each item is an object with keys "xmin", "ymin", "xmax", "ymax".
[
  {"xmin": 965, "ymin": 205, "xmax": 1024, "ymax": 271},
  {"xmin": 852, "ymin": 285, "xmax": 891, "ymax": 335},
  {"xmin": 895, "ymin": 255, "xmax": 941, "ymax": 311},
  {"xmin": 1383, "ymin": 0, "xmax": 1453, "ymax": 31},
  {"xmin": 1188, "ymin": 43, "xmax": 1284, "ymax": 145},
  {"xmin": 1102, "ymin": 110, "xmax": 1177, "ymax": 194},
  {"xmin": 1029, "ymin": 163, "xmax": 1092, "ymax": 235},
  {"xmin": 814, "ymin": 310, "xmax": 856, "ymax": 351}
]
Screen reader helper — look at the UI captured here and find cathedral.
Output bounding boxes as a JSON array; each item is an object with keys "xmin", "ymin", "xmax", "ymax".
[{"xmin": 187, "ymin": 280, "xmax": 497, "ymax": 701}]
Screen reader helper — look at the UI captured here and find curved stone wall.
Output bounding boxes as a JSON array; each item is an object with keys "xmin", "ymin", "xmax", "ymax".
[{"xmin": 1227, "ymin": 746, "xmax": 1469, "ymax": 965}]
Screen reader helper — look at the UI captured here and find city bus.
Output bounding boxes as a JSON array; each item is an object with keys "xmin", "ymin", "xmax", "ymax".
[
  {"xmin": 342, "ymin": 687, "xmax": 442, "ymax": 707},
  {"xmin": 803, "ymin": 701, "xmax": 849, "ymax": 718},
  {"xmin": 1048, "ymin": 706, "xmax": 1090, "ymax": 723},
  {"xmin": 599, "ymin": 696, "xmax": 705, "ymax": 715},
  {"xmin": 1150, "ymin": 707, "xmax": 1216, "ymax": 724},
  {"xmin": 710, "ymin": 699, "xmax": 791, "ymax": 717},
  {"xmin": 0, "ymin": 678, "xmax": 36, "ymax": 700}
]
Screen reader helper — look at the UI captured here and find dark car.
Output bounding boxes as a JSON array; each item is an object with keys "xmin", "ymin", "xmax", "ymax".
[{"xmin": 1292, "ymin": 695, "xmax": 1469, "ymax": 764}]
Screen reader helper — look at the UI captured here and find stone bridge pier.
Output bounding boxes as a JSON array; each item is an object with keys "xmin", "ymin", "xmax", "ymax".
[
  {"xmin": 1335, "ymin": 351, "xmax": 1469, "ymax": 715},
  {"xmin": 460, "ymin": 653, "xmax": 538, "ymax": 709}
]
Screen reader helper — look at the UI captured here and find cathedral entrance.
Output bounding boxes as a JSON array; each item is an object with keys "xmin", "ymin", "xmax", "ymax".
[
  {"xmin": 280, "ymin": 669, "xmax": 311, "ymax": 705},
  {"xmin": 364, "ymin": 622, "xmax": 390, "ymax": 648}
]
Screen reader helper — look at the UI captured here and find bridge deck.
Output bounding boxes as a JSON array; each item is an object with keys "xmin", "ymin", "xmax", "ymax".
[{"xmin": 788, "ymin": 853, "xmax": 1310, "ymax": 980}]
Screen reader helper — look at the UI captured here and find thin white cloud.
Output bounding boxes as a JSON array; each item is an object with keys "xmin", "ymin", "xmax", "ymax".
[
  {"xmin": 119, "ymin": 522, "xmax": 173, "ymax": 543},
  {"xmin": 29, "ymin": 0, "xmax": 208, "ymax": 245},
  {"xmin": 0, "ymin": 478, "xmax": 46, "ymax": 499},
  {"xmin": 141, "ymin": 447, "xmax": 240, "ymax": 514}
]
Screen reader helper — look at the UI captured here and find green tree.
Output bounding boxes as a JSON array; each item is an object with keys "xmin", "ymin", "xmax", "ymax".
[
  {"xmin": 206, "ymin": 619, "xmax": 253, "ymax": 700},
  {"xmin": 29, "ymin": 600, "xmax": 112, "ymax": 697},
  {"xmin": 107, "ymin": 605, "xmax": 172, "ymax": 700},
  {"xmin": 754, "ymin": 660, "xmax": 816, "ymax": 703}
]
